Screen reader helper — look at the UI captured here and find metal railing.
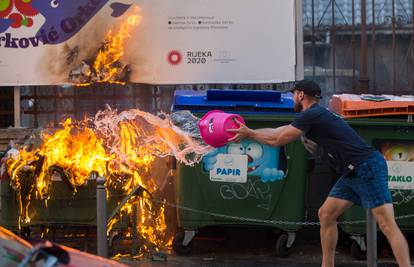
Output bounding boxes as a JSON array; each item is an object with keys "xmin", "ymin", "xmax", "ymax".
[{"xmin": 303, "ymin": 0, "xmax": 414, "ymax": 98}]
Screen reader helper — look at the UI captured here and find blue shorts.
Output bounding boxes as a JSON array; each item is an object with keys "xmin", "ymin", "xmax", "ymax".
[{"xmin": 328, "ymin": 151, "xmax": 393, "ymax": 209}]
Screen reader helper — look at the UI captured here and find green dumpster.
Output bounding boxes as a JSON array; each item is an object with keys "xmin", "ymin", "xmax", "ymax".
[
  {"xmin": 0, "ymin": 180, "xmax": 20, "ymax": 230},
  {"xmin": 0, "ymin": 173, "xmax": 126, "ymax": 233},
  {"xmin": 337, "ymin": 117, "xmax": 414, "ymax": 259},
  {"xmin": 171, "ymin": 90, "xmax": 309, "ymax": 256}
]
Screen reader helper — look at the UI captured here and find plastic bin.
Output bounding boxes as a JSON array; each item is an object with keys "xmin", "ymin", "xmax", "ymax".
[
  {"xmin": 171, "ymin": 90, "xmax": 309, "ymax": 256},
  {"xmin": 0, "ymin": 175, "xmax": 125, "ymax": 233},
  {"xmin": 336, "ymin": 116, "xmax": 414, "ymax": 259}
]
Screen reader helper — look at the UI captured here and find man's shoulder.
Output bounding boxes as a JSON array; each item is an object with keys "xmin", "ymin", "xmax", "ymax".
[{"xmin": 300, "ymin": 104, "xmax": 326, "ymax": 118}]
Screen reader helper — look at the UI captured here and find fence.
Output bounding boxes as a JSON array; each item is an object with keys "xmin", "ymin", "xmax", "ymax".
[{"xmin": 302, "ymin": 0, "xmax": 414, "ymax": 99}]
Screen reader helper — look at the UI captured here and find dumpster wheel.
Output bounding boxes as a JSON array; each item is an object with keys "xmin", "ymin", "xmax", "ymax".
[
  {"xmin": 275, "ymin": 233, "xmax": 289, "ymax": 257},
  {"xmin": 172, "ymin": 231, "xmax": 194, "ymax": 256},
  {"xmin": 351, "ymin": 240, "xmax": 366, "ymax": 260},
  {"xmin": 109, "ymin": 231, "xmax": 122, "ymax": 256}
]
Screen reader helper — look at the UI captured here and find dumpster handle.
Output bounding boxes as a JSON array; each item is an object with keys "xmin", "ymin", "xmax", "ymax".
[{"xmin": 106, "ymin": 184, "xmax": 152, "ymax": 225}]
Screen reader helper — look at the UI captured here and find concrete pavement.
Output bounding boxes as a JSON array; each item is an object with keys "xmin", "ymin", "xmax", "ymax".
[
  {"xmin": 121, "ymin": 255, "xmax": 399, "ymax": 267},
  {"xmin": 117, "ymin": 226, "xmax": 407, "ymax": 267}
]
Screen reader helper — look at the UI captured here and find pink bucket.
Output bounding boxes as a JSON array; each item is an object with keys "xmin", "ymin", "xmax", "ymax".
[{"xmin": 197, "ymin": 110, "xmax": 245, "ymax": 148}]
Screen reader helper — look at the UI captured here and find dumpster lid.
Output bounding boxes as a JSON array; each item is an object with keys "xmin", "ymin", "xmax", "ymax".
[
  {"xmin": 206, "ymin": 89, "xmax": 281, "ymax": 102},
  {"xmin": 172, "ymin": 89, "xmax": 295, "ymax": 114},
  {"xmin": 329, "ymin": 94, "xmax": 414, "ymax": 118}
]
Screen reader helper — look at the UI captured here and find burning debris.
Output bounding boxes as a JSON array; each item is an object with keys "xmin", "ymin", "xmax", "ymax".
[
  {"xmin": 68, "ymin": 55, "xmax": 131, "ymax": 85},
  {"xmin": 1, "ymin": 108, "xmax": 210, "ymax": 254},
  {"xmin": 68, "ymin": 12, "xmax": 141, "ymax": 85}
]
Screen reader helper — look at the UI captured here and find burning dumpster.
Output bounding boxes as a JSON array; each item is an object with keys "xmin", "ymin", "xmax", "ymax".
[{"xmin": 0, "ymin": 107, "xmax": 209, "ymax": 255}]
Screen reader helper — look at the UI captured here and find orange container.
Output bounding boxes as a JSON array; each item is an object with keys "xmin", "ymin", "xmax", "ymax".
[{"xmin": 329, "ymin": 94, "xmax": 414, "ymax": 118}]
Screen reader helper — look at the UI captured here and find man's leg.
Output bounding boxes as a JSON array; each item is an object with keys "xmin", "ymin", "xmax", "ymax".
[
  {"xmin": 318, "ymin": 197, "xmax": 353, "ymax": 267},
  {"xmin": 372, "ymin": 203, "xmax": 411, "ymax": 267}
]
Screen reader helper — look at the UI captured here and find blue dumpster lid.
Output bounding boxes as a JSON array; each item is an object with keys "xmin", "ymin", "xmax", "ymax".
[
  {"xmin": 206, "ymin": 89, "xmax": 282, "ymax": 102},
  {"xmin": 172, "ymin": 89, "xmax": 295, "ymax": 114}
]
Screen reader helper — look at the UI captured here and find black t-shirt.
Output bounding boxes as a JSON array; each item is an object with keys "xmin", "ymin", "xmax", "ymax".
[{"xmin": 291, "ymin": 103, "xmax": 375, "ymax": 176}]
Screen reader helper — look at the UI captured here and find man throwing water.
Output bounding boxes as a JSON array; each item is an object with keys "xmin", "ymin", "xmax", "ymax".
[{"xmin": 228, "ymin": 79, "xmax": 411, "ymax": 267}]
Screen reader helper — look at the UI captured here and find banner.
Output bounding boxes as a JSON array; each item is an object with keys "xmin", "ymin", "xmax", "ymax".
[{"xmin": 0, "ymin": 0, "xmax": 297, "ymax": 85}]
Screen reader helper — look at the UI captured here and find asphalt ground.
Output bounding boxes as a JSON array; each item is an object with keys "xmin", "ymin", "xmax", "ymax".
[
  {"xmin": 117, "ymin": 226, "xmax": 413, "ymax": 267},
  {"xmin": 11, "ymin": 223, "xmax": 411, "ymax": 266}
]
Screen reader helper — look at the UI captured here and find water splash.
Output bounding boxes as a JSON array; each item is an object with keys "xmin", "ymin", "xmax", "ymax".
[{"xmin": 92, "ymin": 107, "xmax": 211, "ymax": 166}]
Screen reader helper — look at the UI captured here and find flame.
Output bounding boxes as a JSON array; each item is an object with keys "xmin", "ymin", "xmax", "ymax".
[
  {"xmin": 73, "ymin": 7, "xmax": 143, "ymax": 86},
  {"xmin": 128, "ymin": 15, "xmax": 140, "ymax": 26},
  {"xmin": 7, "ymin": 118, "xmax": 111, "ymax": 200},
  {"xmin": 91, "ymin": 13, "xmax": 142, "ymax": 84},
  {"xmin": 4, "ymin": 107, "xmax": 209, "ymax": 254}
]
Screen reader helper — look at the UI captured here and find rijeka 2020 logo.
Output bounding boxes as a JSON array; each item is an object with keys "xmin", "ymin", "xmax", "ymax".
[
  {"xmin": 167, "ymin": 50, "xmax": 212, "ymax": 65},
  {"xmin": 167, "ymin": 50, "xmax": 182, "ymax": 65},
  {"xmin": 0, "ymin": 0, "xmax": 132, "ymax": 48}
]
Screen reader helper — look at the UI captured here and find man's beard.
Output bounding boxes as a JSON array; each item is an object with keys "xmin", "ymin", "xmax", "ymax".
[{"xmin": 294, "ymin": 102, "xmax": 303, "ymax": 112}]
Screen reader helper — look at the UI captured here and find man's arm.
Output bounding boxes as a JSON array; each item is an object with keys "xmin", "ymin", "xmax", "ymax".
[{"xmin": 227, "ymin": 120, "xmax": 303, "ymax": 147}]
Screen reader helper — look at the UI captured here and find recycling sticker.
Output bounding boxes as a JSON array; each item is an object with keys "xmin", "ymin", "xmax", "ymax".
[
  {"xmin": 210, "ymin": 154, "xmax": 248, "ymax": 183},
  {"xmin": 387, "ymin": 161, "xmax": 414, "ymax": 190}
]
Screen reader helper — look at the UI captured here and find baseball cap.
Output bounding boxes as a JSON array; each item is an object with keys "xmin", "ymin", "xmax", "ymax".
[{"xmin": 292, "ymin": 79, "xmax": 323, "ymax": 99}]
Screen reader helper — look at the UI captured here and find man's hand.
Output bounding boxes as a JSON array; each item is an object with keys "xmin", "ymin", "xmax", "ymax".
[
  {"xmin": 227, "ymin": 119, "xmax": 252, "ymax": 143},
  {"xmin": 228, "ymin": 122, "xmax": 302, "ymax": 147}
]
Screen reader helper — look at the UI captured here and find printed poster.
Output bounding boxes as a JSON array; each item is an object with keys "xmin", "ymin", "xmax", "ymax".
[{"xmin": 0, "ymin": 0, "xmax": 297, "ymax": 85}]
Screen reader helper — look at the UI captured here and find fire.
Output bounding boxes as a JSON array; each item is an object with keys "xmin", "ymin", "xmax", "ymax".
[
  {"xmin": 72, "ymin": 8, "xmax": 143, "ymax": 86},
  {"xmin": 7, "ymin": 118, "xmax": 110, "ymax": 199},
  {"xmin": 40, "ymin": 118, "xmax": 110, "ymax": 191},
  {"xmin": 3, "ymin": 5, "xmax": 206, "ymax": 255},
  {"xmin": 4, "ymin": 107, "xmax": 208, "ymax": 254},
  {"xmin": 92, "ymin": 13, "xmax": 142, "ymax": 84},
  {"xmin": 128, "ymin": 15, "xmax": 140, "ymax": 26}
]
